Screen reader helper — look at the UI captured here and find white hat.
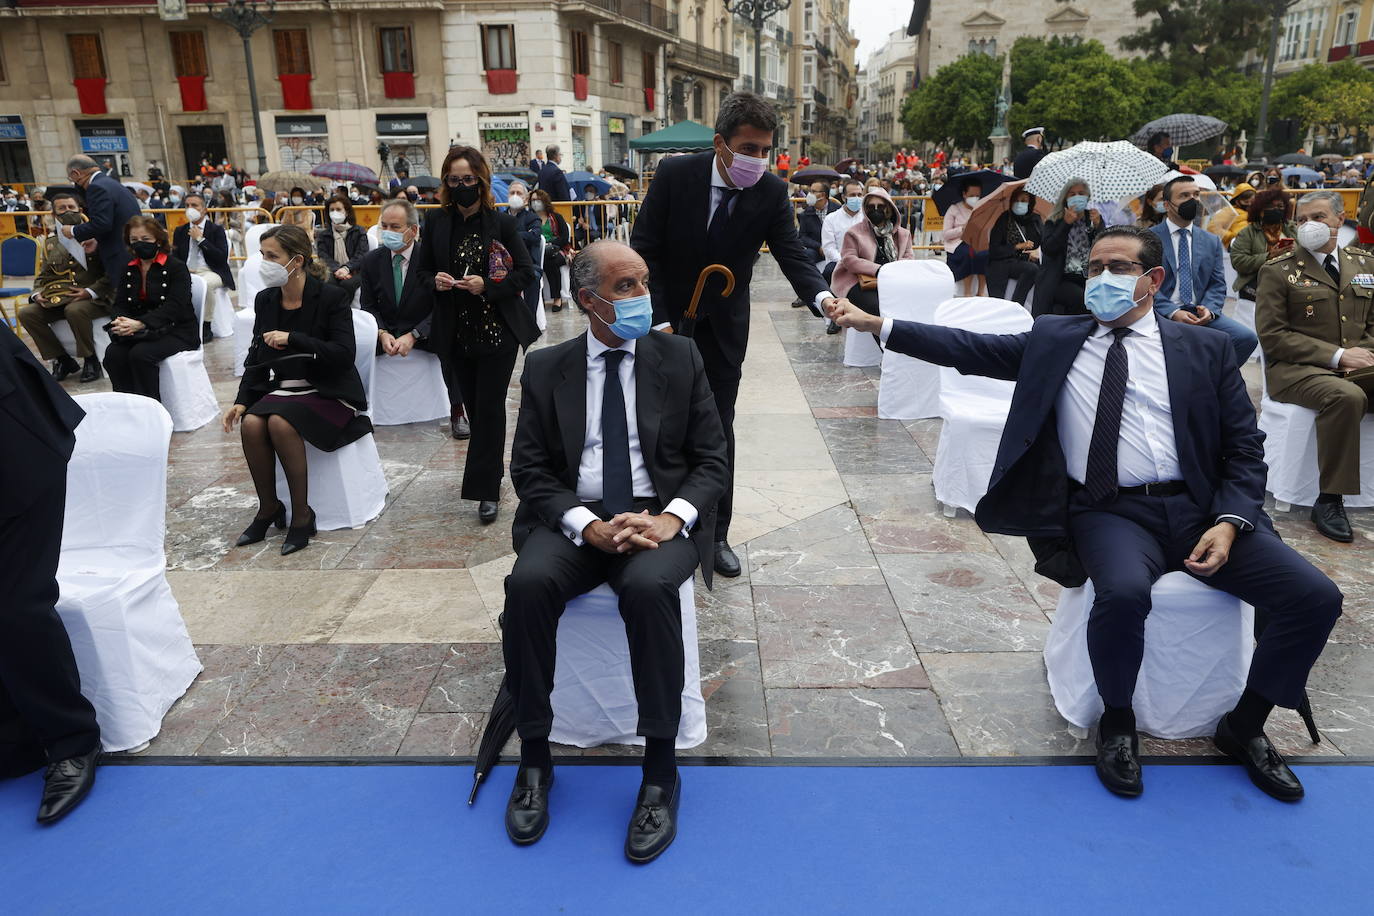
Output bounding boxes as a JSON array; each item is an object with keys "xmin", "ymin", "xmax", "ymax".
[{"xmin": 1022, "ymin": 127, "xmax": 1045, "ymax": 138}]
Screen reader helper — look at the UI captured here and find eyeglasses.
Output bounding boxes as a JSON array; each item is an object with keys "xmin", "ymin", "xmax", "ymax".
[
  {"xmin": 445, "ymin": 175, "xmax": 480, "ymax": 187},
  {"xmin": 1086, "ymin": 260, "xmax": 1146, "ymax": 278}
]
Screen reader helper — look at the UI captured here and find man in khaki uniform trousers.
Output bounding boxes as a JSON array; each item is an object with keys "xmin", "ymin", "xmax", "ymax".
[
  {"xmin": 17, "ymin": 191, "xmax": 113, "ymax": 384},
  {"xmin": 1256, "ymin": 189, "xmax": 1374, "ymax": 542}
]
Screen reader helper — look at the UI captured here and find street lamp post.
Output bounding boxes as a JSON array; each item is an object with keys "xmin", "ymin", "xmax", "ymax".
[
  {"xmin": 208, "ymin": 0, "xmax": 276, "ymax": 176},
  {"xmin": 724, "ymin": 0, "xmax": 792, "ymax": 98},
  {"xmin": 1251, "ymin": 0, "xmax": 1296, "ymax": 162}
]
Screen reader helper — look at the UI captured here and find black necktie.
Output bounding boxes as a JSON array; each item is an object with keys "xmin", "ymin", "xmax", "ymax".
[
  {"xmin": 1084, "ymin": 328, "xmax": 1132, "ymax": 504},
  {"xmin": 600, "ymin": 349, "xmax": 632, "ymax": 515},
  {"xmin": 707, "ymin": 188, "xmax": 739, "ymax": 249},
  {"xmin": 1325, "ymin": 254, "xmax": 1341, "ymax": 286}
]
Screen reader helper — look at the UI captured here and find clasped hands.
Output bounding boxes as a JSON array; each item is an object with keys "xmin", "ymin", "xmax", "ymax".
[
  {"xmin": 583, "ymin": 511, "xmax": 683, "ymax": 555},
  {"xmin": 109, "ymin": 316, "xmax": 145, "ymax": 336},
  {"xmin": 434, "ymin": 271, "xmax": 485, "ymax": 295},
  {"xmin": 378, "ymin": 330, "xmax": 417, "ymax": 356},
  {"xmin": 1170, "ymin": 306, "xmax": 1214, "ymax": 325}
]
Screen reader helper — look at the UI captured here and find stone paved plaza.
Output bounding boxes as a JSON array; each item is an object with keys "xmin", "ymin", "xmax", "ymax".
[{"xmin": 47, "ymin": 261, "xmax": 1374, "ymax": 761}]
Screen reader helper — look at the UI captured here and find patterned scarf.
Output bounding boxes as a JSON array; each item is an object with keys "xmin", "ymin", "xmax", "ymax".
[
  {"xmin": 1065, "ymin": 219, "xmax": 1092, "ymax": 277},
  {"xmin": 331, "ymin": 222, "xmax": 349, "ymax": 267},
  {"xmin": 871, "ymin": 217, "xmax": 898, "ymax": 264}
]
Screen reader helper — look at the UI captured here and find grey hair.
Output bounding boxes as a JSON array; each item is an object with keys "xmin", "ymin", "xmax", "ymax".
[
  {"xmin": 1298, "ymin": 189, "xmax": 1345, "ymax": 216},
  {"xmin": 67, "ymin": 155, "xmax": 98, "ymax": 172},
  {"xmin": 546, "ymin": 145, "xmax": 560, "ymax": 159},
  {"xmin": 570, "ymin": 241, "xmax": 606, "ymax": 300},
  {"xmin": 1050, "ymin": 177, "xmax": 1091, "ymax": 222},
  {"xmin": 379, "ymin": 198, "xmax": 419, "ymax": 227},
  {"xmin": 507, "ymin": 180, "xmax": 528, "ymax": 195}
]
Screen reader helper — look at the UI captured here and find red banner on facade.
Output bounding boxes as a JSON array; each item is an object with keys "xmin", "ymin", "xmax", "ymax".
[
  {"xmin": 643, "ymin": 88, "xmax": 655, "ymax": 112},
  {"xmin": 278, "ymin": 73, "xmax": 313, "ymax": 111},
  {"xmin": 573, "ymin": 74, "xmax": 588, "ymax": 101},
  {"xmin": 177, "ymin": 75, "xmax": 207, "ymax": 112},
  {"xmin": 382, "ymin": 71, "xmax": 415, "ymax": 99},
  {"xmin": 74, "ymin": 78, "xmax": 107, "ymax": 115},
  {"xmin": 486, "ymin": 69, "xmax": 517, "ymax": 94}
]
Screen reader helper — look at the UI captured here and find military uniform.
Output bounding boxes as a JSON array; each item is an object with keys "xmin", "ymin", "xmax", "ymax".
[
  {"xmin": 1255, "ymin": 244, "xmax": 1374, "ymax": 495},
  {"xmin": 16, "ymin": 235, "xmax": 114, "ymax": 362}
]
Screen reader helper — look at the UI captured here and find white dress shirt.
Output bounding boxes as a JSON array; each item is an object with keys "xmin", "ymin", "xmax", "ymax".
[
  {"xmin": 821, "ymin": 205, "xmax": 865, "ymax": 264},
  {"xmin": 559, "ymin": 333, "xmax": 699, "ymax": 545},
  {"xmin": 1163, "ymin": 218, "xmax": 1196, "ymax": 312},
  {"xmin": 186, "ymin": 219, "xmax": 207, "ymax": 271}
]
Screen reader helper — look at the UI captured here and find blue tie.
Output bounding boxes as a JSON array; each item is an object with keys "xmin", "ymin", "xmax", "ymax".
[
  {"xmin": 1176, "ymin": 228, "xmax": 1193, "ymax": 308},
  {"xmin": 600, "ymin": 350, "xmax": 632, "ymax": 515}
]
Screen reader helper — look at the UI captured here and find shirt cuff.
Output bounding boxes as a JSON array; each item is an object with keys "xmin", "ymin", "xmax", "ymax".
[
  {"xmin": 84, "ymin": 288, "xmax": 97, "ymax": 300},
  {"xmin": 812, "ymin": 290, "xmax": 834, "ymax": 314},
  {"xmin": 652, "ymin": 321, "xmax": 671, "ymax": 332},
  {"xmin": 1215, "ymin": 514, "xmax": 1254, "ymax": 533},
  {"xmin": 663, "ymin": 498, "xmax": 698, "ymax": 536},
  {"xmin": 560, "ymin": 506, "xmax": 600, "ymax": 546},
  {"xmin": 879, "ymin": 317, "xmax": 895, "ymax": 344},
  {"xmin": 1331, "ymin": 348, "xmax": 1345, "ymax": 370}
]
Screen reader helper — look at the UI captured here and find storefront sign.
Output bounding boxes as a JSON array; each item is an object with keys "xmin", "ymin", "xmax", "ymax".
[
  {"xmin": 607, "ymin": 117, "xmax": 626, "ymax": 135},
  {"xmin": 376, "ymin": 115, "xmax": 428, "ymax": 136},
  {"xmin": 478, "ymin": 115, "xmax": 529, "ymax": 131},
  {"xmin": 275, "ymin": 116, "xmax": 328, "ymax": 136},
  {"xmin": 77, "ymin": 121, "xmax": 128, "ymax": 152},
  {"xmin": 0, "ymin": 115, "xmax": 26, "ymax": 141}
]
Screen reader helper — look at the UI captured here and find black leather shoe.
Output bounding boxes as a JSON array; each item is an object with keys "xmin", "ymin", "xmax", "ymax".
[
  {"xmin": 625, "ymin": 775, "xmax": 680, "ymax": 864},
  {"xmin": 478, "ymin": 500, "xmax": 499, "ymax": 524},
  {"xmin": 505, "ymin": 766, "xmax": 554, "ymax": 845},
  {"xmin": 451, "ymin": 415, "xmax": 471, "ymax": 440},
  {"xmin": 51, "ymin": 357, "xmax": 79, "ymax": 381},
  {"xmin": 37, "ymin": 747, "xmax": 99, "ymax": 825},
  {"xmin": 713, "ymin": 541, "xmax": 741, "ymax": 578},
  {"xmin": 1095, "ymin": 730, "xmax": 1143, "ymax": 798},
  {"xmin": 1214, "ymin": 714, "xmax": 1304, "ymax": 801},
  {"xmin": 1311, "ymin": 498, "xmax": 1354, "ymax": 543},
  {"xmin": 825, "ymin": 320, "xmax": 842, "ymax": 335},
  {"xmin": 236, "ymin": 501, "xmax": 286, "ymax": 546},
  {"xmin": 79, "ymin": 356, "xmax": 102, "ymax": 383},
  {"xmin": 791, "ymin": 297, "xmax": 804, "ymax": 308},
  {"xmin": 202, "ymin": 321, "xmax": 214, "ymax": 344},
  {"xmin": 280, "ymin": 507, "xmax": 316, "ymax": 555}
]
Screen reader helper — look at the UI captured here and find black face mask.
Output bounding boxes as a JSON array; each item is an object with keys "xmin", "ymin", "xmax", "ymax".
[
  {"xmin": 453, "ymin": 184, "xmax": 481, "ymax": 207},
  {"xmin": 1261, "ymin": 208, "xmax": 1285, "ymax": 225},
  {"xmin": 56, "ymin": 211, "xmax": 84, "ymax": 226},
  {"xmin": 130, "ymin": 240, "xmax": 160, "ymax": 260},
  {"xmin": 1176, "ymin": 199, "xmax": 1200, "ymax": 221},
  {"xmin": 865, "ymin": 207, "xmax": 888, "ymax": 224}
]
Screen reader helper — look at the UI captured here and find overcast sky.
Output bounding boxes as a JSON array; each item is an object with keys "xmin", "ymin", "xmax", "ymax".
[{"xmin": 849, "ymin": 0, "xmax": 913, "ymax": 64}]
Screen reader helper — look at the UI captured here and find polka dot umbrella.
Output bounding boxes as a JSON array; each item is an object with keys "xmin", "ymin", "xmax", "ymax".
[{"xmin": 1025, "ymin": 140, "xmax": 1171, "ymax": 204}]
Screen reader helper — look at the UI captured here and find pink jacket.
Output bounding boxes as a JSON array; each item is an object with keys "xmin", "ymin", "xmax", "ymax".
[{"xmin": 833, "ymin": 188, "xmax": 915, "ymax": 297}]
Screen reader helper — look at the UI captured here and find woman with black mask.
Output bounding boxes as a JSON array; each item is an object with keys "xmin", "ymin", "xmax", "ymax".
[
  {"xmin": 414, "ymin": 145, "xmax": 538, "ymax": 525},
  {"xmin": 830, "ymin": 187, "xmax": 914, "ymax": 316},
  {"xmin": 1229, "ymin": 188, "xmax": 1295, "ymax": 303},
  {"xmin": 986, "ymin": 187, "xmax": 1042, "ymax": 306}
]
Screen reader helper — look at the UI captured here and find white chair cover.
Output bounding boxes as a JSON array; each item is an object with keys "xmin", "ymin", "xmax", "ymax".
[
  {"xmin": 877, "ymin": 260, "xmax": 956, "ymax": 419},
  {"xmin": 1044, "ymin": 572, "xmax": 1254, "ymax": 739},
  {"xmin": 236, "ymin": 253, "xmax": 266, "ymax": 317},
  {"xmin": 274, "ymin": 309, "xmax": 388, "ymax": 530},
  {"xmin": 371, "ymin": 348, "xmax": 450, "ymax": 425},
  {"xmin": 1258, "ymin": 398, "xmax": 1374, "ymax": 508},
  {"xmin": 209, "ymin": 286, "xmax": 235, "ymax": 339},
  {"xmin": 51, "ymin": 317, "xmax": 111, "ymax": 363},
  {"xmin": 365, "ymin": 224, "xmax": 380, "ymax": 251},
  {"xmin": 843, "ymin": 326, "xmax": 882, "ymax": 367},
  {"xmin": 534, "ymin": 235, "xmax": 548, "ymax": 333},
  {"xmin": 243, "ymin": 223, "xmax": 276, "ymax": 259},
  {"xmin": 931, "ymin": 297, "xmax": 1032, "ymax": 515},
  {"xmin": 550, "ymin": 580, "xmax": 705, "ymax": 749},
  {"xmin": 59, "ymin": 393, "xmax": 202, "ymax": 752},
  {"xmin": 232, "ymin": 307, "xmax": 255, "ymax": 377},
  {"xmin": 158, "ymin": 275, "xmax": 219, "ymax": 432}
]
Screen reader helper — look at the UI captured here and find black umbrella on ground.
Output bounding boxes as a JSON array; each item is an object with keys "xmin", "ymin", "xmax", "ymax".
[
  {"xmin": 602, "ymin": 163, "xmax": 638, "ymax": 181},
  {"xmin": 470, "ymin": 676, "xmax": 517, "ymax": 805},
  {"xmin": 931, "ymin": 168, "xmax": 1011, "ymax": 216},
  {"xmin": 790, "ymin": 166, "xmax": 842, "ymax": 185},
  {"xmin": 1275, "ymin": 153, "xmax": 1317, "ymax": 168}
]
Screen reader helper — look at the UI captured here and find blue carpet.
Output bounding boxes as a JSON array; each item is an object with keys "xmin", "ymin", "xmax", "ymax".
[{"xmin": 1, "ymin": 763, "xmax": 1367, "ymax": 914}]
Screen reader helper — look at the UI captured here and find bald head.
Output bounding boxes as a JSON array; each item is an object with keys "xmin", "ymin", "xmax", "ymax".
[{"xmin": 572, "ymin": 241, "xmax": 650, "ymax": 344}]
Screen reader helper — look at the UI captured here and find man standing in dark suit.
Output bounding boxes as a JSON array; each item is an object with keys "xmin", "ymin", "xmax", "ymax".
[
  {"xmin": 61, "ymin": 154, "xmax": 141, "ymax": 291},
  {"xmin": 831, "ymin": 225, "xmax": 1341, "ymax": 803},
  {"xmin": 0, "ymin": 322, "xmax": 102, "ymax": 824},
  {"xmin": 1012, "ymin": 127, "xmax": 1047, "ymax": 180},
  {"xmin": 502, "ymin": 241, "xmax": 727, "ymax": 863},
  {"xmin": 536, "ymin": 145, "xmax": 572, "ymax": 202},
  {"xmin": 630, "ymin": 92, "xmax": 843, "ymax": 577}
]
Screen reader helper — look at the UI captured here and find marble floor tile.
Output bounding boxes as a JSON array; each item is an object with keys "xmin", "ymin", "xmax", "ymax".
[
  {"xmin": 199, "ymin": 643, "xmax": 447, "ymax": 756},
  {"xmin": 817, "ymin": 417, "xmax": 932, "ymax": 476},
  {"xmin": 791, "ymin": 363, "xmax": 880, "ymax": 409},
  {"xmin": 747, "ymin": 505, "xmax": 884, "ymax": 587},
  {"xmin": 1308, "ymin": 644, "xmax": 1374, "ymax": 755},
  {"xmin": 421, "ymin": 643, "xmax": 507, "ymax": 714},
  {"xmin": 902, "ymin": 418, "xmax": 943, "ymax": 460},
  {"xmin": 697, "ymin": 640, "xmax": 771, "ymax": 756},
  {"xmin": 754, "ymin": 586, "xmax": 927, "ymax": 689},
  {"xmin": 468, "ymin": 553, "xmax": 516, "ymax": 625},
  {"xmin": 398, "ymin": 712, "xmax": 486, "ymax": 756},
  {"xmin": 167, "ymin": 569, "xmax": 380, "ymax": 644},
  {"xmin": 766, "ymin": 688, "xmax": 959, "ymax": 757},
  {"xmin": 330, "ymin": 569, "xmax": 498, "ymax": 643},
  {"xmin": 880, "ymin": 553, "xmax": 1051, "ymax": 653},
  {"xmin": 985, "ymin": 533, "xmax": 1064, "ymax": 613},
  {"xmin": 729, "ymin": 467, "xmax": 849, "ymax": 545},
  {"xmin": 921, "ymin": 652, "xmax": 1094, "ymax": 757},
  {"xmin": 733, "ymin": 413, "xmax": 835, "ymax": 472},
  {"xmin": 694, "ymin": 555, "xmax": 757, "ymax": 641},
  {"xmin": 143, "ymin": 645, "xmax": 283, "ymax": 755},
  {"xmin": 1137, "ymin": 713, "xmax": 1345, "ymax": 758},
  {"xmin": 812, "ymin": 406, "xmax": 879, "ymax": 418},
  {"xmin": 845, "ymin": 473, "xmax": 996, "ymax": 556}
]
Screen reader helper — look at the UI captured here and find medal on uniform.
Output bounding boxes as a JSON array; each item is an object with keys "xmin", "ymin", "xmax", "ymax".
[{"xmin": 1305, "ymin": 304, "xmax": 1315, "ymax": 318}]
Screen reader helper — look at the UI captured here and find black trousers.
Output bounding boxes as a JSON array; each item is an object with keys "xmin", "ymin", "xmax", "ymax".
[
  {"xmin": 543, "ymin": 252, "xmax": 565, "ymax": 300},
  {"xmin": 1035, "ymin": 275, "xmax": 1088, "ymax": 318},
  {"xmin": 844, "ymin": 282, "xmax": 881, "ymax": 316},
  {"xmin": 447, "ymin": 343, "xmax": 518, "ymax": 501},
  {"xmin": 523, "ymin": 274, "xmax": 543, "ymax": 319},
  {"xmin": 503, "ymin": 518, "xmax": 700, "ymax": 741},
  {"xmin": 691, "ymin": 326, "xmax": 740, "ymax": 542},
  {"xmin": 0, "ymin": 478, "xmax": 100, "ymax": 772},
  {"xmin": 104, "ymin": 335, "xmax": 192, "ymax": 403},
  {"xmin": 987, "ymin": 259, "xmax": 1038, "ymax": 306},
  {"xmin": 1068, "ymin": 489, "xmax": 1342, "ymax": 710}
]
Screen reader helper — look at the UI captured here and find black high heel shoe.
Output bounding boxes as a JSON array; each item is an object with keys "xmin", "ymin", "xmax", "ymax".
[
  {"xmin": 236, "ymin": 501, "xmax": 286, "ymax": 546},
  {"xmin": 280, "ymin": 507, "xmax": 317, "ymax": 556}
]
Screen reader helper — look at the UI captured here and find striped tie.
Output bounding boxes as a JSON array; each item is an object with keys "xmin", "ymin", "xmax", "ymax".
[
  {"xmin": 1084, "ymin": 328, "xmax": 1132, "ymax": 504},
  {"xmin": 1176, "ymin": 229, "xmax": 1193, "ymax": 308}
]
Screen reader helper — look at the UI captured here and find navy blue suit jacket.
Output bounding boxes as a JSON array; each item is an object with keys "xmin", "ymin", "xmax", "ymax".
[
  {"xmin": 536, "ymin": 161, "xmax": 571, "ymax": 202},
  {"xmin": 173, "ymin": 220, "xmax": 236, "ymax": 290},
  {"xmin": 1150, "ymin": 221, "xmax": 1226, "ymax": 318},
  {"xmin": 70, "ymin": 172, "xmax": 142, "ymax": 289},
  {"xmin": 885, "ymin": 313, "xmax": 1269, "ymax": 539}
]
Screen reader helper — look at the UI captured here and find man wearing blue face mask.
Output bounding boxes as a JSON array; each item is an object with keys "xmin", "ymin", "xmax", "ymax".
[
  {"xmin": 503, "ymin": 240, "xmax": 728, "ymax": 863},
  {"xmin": 829, "ymin": 225, "xmax": 1341, "ymax": 805},
  {"xmin": 631, "ymin": 92, "xmax": 844, "ymax": 577}
]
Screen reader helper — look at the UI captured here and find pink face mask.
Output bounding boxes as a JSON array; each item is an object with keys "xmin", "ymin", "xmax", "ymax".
[{"xmin": 723, "ymin": 146, "xmax": 768, "ymax": 188}]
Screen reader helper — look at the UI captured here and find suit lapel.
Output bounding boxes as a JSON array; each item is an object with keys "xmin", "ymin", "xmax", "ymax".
[
  {"xmin": 635, "ymin": 334, "xmax": 666, "ymax": 469},
  {"xmin": 692, "ymin": 153, "xmax": 715, "ymax": 244},
  {"xmin": 555, "ymin": 337, "xmax": 588, "ymax": 482}
]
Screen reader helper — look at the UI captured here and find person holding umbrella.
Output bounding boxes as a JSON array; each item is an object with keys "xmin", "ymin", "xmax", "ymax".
[
  {"xmin": 1034, "ymin": 179, "xmax": 1103, "ymax": 317},
  {"xmin": 986, "ymin": 186, "xmax": 1043, "ymax": 306}
]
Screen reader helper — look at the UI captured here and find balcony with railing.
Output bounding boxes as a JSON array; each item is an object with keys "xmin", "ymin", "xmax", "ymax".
[
  {"xmin": 738, "ymin": 75, "xmax": 796, "ymax": 102},
  {"xmin": 813, "ymin": 88, "xmax": 829, "ymax": 107},
  {"xmin": 667, "ymin": 40, "xmax": 740, "ymax": 79},
  {"xmin": 569, "ymin": 0, "xmax": 678, "ymax": 37},
  {"xmin": 1329, "ymin": 40, "xmax": 1374, "ymax": 61}
]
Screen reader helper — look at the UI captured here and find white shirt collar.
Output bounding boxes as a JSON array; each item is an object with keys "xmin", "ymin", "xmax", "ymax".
[
  {"xmin": 710, "ymin": 157, "xmax": 732, "ymax": 190},
  {"xmin": 585, "ymin": 329, "xmax": 637, "ymax": 360},
  {"xmin": 1092, "ymin": 309, "xmax": 1160, "ymax": 339},
  {"xmin": 1166, "ymin": 217, "xmax": 1192, "ymax": 235}
]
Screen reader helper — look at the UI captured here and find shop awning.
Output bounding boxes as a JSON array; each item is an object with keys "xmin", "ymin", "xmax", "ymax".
[{"xmin": 628, "ymin": 119, "xmax": 714, "ymax": 152}]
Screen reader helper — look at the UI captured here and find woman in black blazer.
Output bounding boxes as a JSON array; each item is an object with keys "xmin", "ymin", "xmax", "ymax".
[
  {"xmin": 986, "ymin": 187, "xmax": 1043, "ymax": 306},
  {"xmin": 414, "ymin": 145, "xmax": 538, "ymax": 524},
  {"xmin": 222, "ymin": 225, "xmax": 369, "ymax": 555},
  {"xmin": 315, "ymin": 196, "xmax": 369, "ymax": 296},
  {"xmin": 102, "ymin": 215, "xmax": 199, "ymax": 402},
  {"xmin": 1032, "ymin": 179, "xmax": 1103, "ymax": 318}
]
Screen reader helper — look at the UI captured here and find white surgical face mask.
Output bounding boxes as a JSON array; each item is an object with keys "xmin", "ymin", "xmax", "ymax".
[
  {"xmin": 1297, "ymin": 219, "xmax": 1334, "ymax": 252},
  {"xmin": 531, "ymin": 200, "xmax": 545, "ymax": 213},
  {"xmin": 291, "ymin": 196, "xmax": 304, "ymax": 205},
  {"xmin": 259, "ymin": 256, "xmax": 297, "ymax": 288},
  {"xmin": 507, "ymin": 194, "xmax": 526, "ymax": 210},
  {"xmin": 185, "ymin": 207, "xmax": 202, "ymax": 223},
  {"xmin": 329, "ymin": 210, "xmax": 347, "ymax": 224},
  {"xmin": 805, "ymin": 193, "xmax": 817, "ymax": 207}
]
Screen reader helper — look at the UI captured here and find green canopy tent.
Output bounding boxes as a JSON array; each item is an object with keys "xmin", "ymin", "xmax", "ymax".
[{"xmin": 629, "ymin": 120, "xmax": 715, "ymax": 177}]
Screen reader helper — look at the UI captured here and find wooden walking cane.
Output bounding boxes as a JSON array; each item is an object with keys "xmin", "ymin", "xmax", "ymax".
[{"xmin": 673, "ymin": 264, "xmax": 735, "ymax": 339}]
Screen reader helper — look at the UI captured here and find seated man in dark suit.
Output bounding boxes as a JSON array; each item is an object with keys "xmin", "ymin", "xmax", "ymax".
[
  {"xmin": 358, "ymin": 199, "xmax": 469, "ymax": 439},
  {"xmin": 0, "ymin": 322, "xmax": 102, "ymax": 824},
  {"xmin": 831, "ymin": 225, "xmax": 1341, "ymax": 803},
  {"xmin": 502, "ymin": 240, "xmax": 727, "ymax": 863},
  {"xmin": 172, "ymin": 191, "xmax": 237, "ymax": 342},
  {"xmin": 797, "ymin": 178, "xmax": 837, "ymax": 266}
]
